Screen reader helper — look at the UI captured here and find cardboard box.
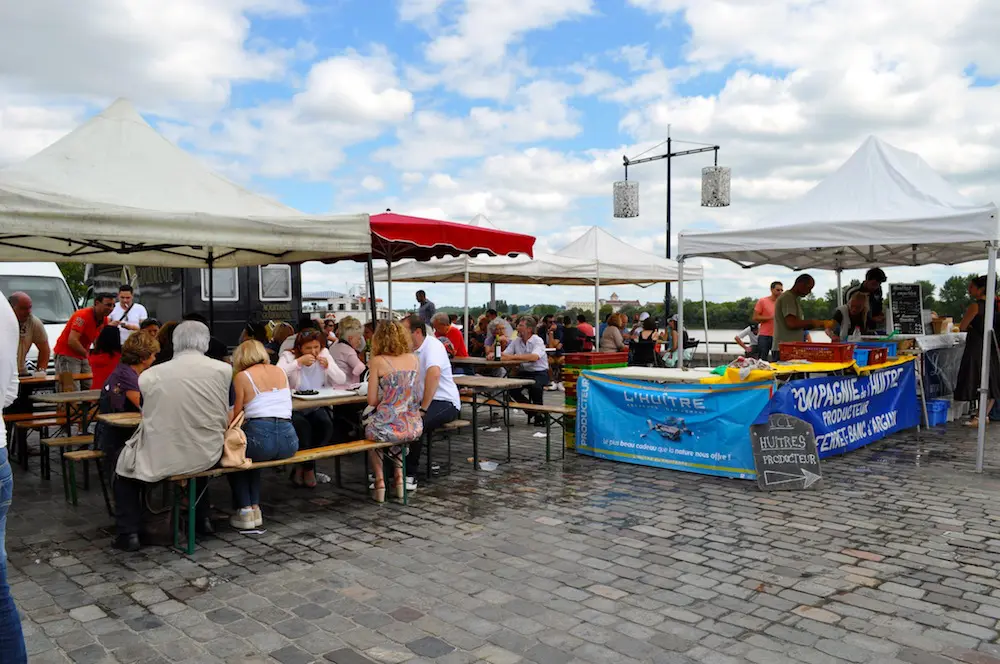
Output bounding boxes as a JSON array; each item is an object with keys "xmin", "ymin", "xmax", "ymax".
[{"xmin": 932, "ymin": 317, "xmax": 952, "ymax": 334}]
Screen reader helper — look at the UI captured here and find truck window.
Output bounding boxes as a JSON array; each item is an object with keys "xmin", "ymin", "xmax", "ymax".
[
  {"xmin": 259, "ymin": 265, "xmax": 291, "ymax": 302},
  {"xmin": 200, "ymin": 268, "xmax": 239, "ymax": 301},
  {"xmin": 0, "ymin": 275, "xmax": 77, "ymax": 324}
]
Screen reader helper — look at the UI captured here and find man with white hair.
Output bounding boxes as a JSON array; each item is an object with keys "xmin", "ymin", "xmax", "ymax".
[
  {"xmin": 112, "ymin": 321, "xmax": 231, "ymax": 551},
  {"xmin": 431, "ymin": 312, "xmax": 468, "ymax": 359}
]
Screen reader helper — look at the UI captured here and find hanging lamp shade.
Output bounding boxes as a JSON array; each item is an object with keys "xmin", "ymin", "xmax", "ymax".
[
  {"xmin": 701, "ymin": 166, "xmax": 731, "ymax": 207},
  {"xmin": 613, "ymin": 180, "xmax": 639, "ymax": 218}
]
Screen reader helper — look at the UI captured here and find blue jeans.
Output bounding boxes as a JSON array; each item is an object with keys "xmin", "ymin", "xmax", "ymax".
[
  {"xmin": 757, "ymin": 335, "xmax": 774, "ymax": 362},
  {"xmin": 227, "ymin": 418, "xmax": 298, "ymax": 509},
  {"xmin": 0, "ymin": 448, "xmax": 26, "ymax": 663}
]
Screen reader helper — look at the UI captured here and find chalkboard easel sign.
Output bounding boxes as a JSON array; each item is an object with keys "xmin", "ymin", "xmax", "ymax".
[
  {"xmin": 888, "ymin": 283, "xmax": 925, "ymax": 335},
  {"xmin": 749, "ymin": 413, "xmax": 822, "ymax": 491}
]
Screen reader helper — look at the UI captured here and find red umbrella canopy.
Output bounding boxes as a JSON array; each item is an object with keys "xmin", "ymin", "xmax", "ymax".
[{"xmin": 368, "ymin": 212, "xmax": 534, "ymax": 261}]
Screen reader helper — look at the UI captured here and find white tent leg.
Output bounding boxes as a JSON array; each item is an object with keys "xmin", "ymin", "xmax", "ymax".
[
  {"xmin": 678, "ymin": 260, "xmax": 685, "ymax": 370},
  {"xmin": 464, "ymin": 266, "xmax": 470, "ymax": 348},
  {"xmin": 386, "ymin": 261, "xmax": 392, "ymax": 320},
  {"xmin": 976, "ymin": 242, "xmax": 997, "ymax": 472},
  {"xmin": 836, "ymin": 269, "xmax": 843, "ymax": 307},
  {"xmin": 593, "ymin": 271, "xmax": 600, "ymax": 353},
  {"xmin": 701, "ymin": 279, "xmax": 711, "ymax": 368}
]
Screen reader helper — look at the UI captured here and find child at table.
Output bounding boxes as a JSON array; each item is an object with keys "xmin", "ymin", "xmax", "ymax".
[{"xmin": 89, "ymin": 326, "xmax": 122, "ymax": 390}]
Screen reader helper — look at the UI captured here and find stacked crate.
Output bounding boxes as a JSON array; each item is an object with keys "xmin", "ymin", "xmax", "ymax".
[{"xmin": 562, "ymin": 352, "xmax": 629, "ymax": 450}]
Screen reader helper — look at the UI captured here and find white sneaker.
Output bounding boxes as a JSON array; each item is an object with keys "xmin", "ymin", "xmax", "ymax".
[
  {"xmin": 406, "ymin": 477, "xmax": 418, "ymax": 492},
  {"xmin": 557, "ymin": 383, "xmax": 565, "ymax": 391},
  {"xmin": 252, "ymin": 506, "xmax": 263, "ymax": 528},
  {"xmin": 230, "ymin": 508, "xmax": 256, "ymax": 531}
]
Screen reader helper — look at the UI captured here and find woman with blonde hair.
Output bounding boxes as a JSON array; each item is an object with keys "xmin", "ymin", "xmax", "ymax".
[
  {"xmin": 228, "ymin": 340, "xmax": 298, "ymax": 530},
  {"xmin": 365, "ymin": 321, "xmax": 422, "ymax": 502},
  {"xmin": 329, "ymin": 316, "xmax": 367, "ymax": 387}
]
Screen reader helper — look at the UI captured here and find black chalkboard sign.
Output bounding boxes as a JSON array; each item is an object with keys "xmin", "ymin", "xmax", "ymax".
[
  {"xmin": 749, "ymin": 413, "xmax": 822, "ymax": 491},
  {"xmin": 889, "ymin": 283, "xmax": 924, "ymax": 335}
]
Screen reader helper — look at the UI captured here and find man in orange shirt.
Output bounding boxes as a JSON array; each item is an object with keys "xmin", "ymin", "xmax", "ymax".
[
  {"xmin": 752, "ymin": 281, "xmax": 783, "ymax": 361},
  {"xmin": 53, "ymin": 293, "xmax": 116, "ymax": 391}
]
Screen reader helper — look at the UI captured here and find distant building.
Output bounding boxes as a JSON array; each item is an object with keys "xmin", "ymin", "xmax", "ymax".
[
  {"xmin": 566, "ymin": 292, "xmax": 642, "ymax": 314},
  {"xmin": 302, "ymin": 288, "xmax": 397, "ymax": 324}
]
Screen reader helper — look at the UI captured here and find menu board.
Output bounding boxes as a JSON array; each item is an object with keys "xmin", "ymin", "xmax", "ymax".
[
  {"xmin": 889, "ymin": 283, "xmax": 925, "ymax": 335},
  {"xmin": 749, "ymin": 413, "xmax": 822, "ymax": 491}
]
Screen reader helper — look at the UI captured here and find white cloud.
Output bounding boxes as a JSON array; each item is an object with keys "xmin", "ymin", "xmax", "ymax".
[
  {"xmin": 0, "ymin": 0, "xmax": 305, "ymax": 108},
  {"xmin": 361, "ymin": 175, "xmax": 385, "ymax": 191},
  {"xmin": 0, "ymin": 97, "xmax": 84, "ymax": 165},
  {"xmin": 294, "ymin": 48, "xmax": 414, "ymax": 124}
]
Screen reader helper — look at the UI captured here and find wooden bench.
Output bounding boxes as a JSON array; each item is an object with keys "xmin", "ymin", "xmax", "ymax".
[
  {"xmin": 63, "ymin": 449, "xmax": 112, "ymax": 516},
  {"xmin": 421, "ymin": 419, "xmax": 470, "ymax": 481},
  {"xmin": 39, "ymin": 434, "xmax": 94, "ymax": 484},
  {"xmin": 168, "ymin": 439, "xmax": 410, "ymax": 554},
  {"xmin": 459, "ymin": 396, "xmax": 575, "ymax": 461},
  {"xmin": 8, "ymin": 413, "xmax": 67, "ymax": 471}
]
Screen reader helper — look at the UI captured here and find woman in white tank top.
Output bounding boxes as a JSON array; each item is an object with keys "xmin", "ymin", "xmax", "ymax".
[{"xmin": 228, "ymin": 341, "xmax": 299, "ymax": 531}]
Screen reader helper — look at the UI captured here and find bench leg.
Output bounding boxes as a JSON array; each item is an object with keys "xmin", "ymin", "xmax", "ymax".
[
  {"xmin": 335, "ymin": 457, "xmax": 342, "ymax": 488},
  {"xmin": 68, "ymin": 461, "xmax": 78, "ymax": 506},
  {"xmin": 545, "ymin": 415, "xmax": 551, "ymax": 463},
  {"xmin": 425, "ymin": 433, "xmax": 432, "ymax": 482},
  {"xmin": 61, "ymin": 451, "xmax": 71, "ymax": 502},
  {"xmin": 172, "ymin": 484, "xmax": 180, "ymax": 550},
  {"xmin": 95, "ymin": 461, "xmax": 112, "ymax": 517},
  {"xmin": 82, "ymin": 457, "xmax": 90, "ymax": 491},
  {"xmin": 401, "ymin": 443, "xmax": 408, "ymax": 506},
  {"xmin": 187, "ymin": 479, "xmax": 197, "ymax": 555},
  {"xmin": 18, "ymin": 428, "xmax": 28, "ymax": 471},
  {"xmin": 471, "ymin": 395, "xmax": 479, "ymax": 471}
]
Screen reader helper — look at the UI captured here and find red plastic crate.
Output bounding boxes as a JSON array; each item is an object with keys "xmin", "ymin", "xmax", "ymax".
[
  {"xmin": 779, "ymin": 342, "xmax": 856, "ymax": 363},
  {"xmin": 563, "ymin": 352, "xmax": 629, "ymax": 366},
  {"xmin": 855, "ymin": 346, "xmax": 888, "ymax": 366}
]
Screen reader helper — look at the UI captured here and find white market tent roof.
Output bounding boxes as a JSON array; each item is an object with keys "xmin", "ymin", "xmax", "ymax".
[
  {"xmin": 678, "ymin": 136, "xmax": 999, "ymax": 270},
  {"xmin": 0, "ymin": 98, "xmax": 370, "ymax": 268},
  {"xmin": 373, "ymin": 226, "xmax": 703, "ymax": 285}
]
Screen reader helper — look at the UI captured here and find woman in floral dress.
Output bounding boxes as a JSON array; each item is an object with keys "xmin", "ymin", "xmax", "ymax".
[{"xmin": 365, "ymin": 321, "xmax": 423, "ymax": 502}]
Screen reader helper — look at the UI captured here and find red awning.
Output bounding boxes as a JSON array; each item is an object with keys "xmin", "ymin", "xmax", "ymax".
[{"xmin": 368, "ymin": 212, "xmax": 534, "ymax": 261}]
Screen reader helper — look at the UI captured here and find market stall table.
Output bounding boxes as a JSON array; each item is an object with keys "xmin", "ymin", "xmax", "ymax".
[
  {"xmin": 450, "ymin": 356, "xmax": 528, "ymax": 372},
  {"xmin": 454, "ymin": 375, "xmax": 534, "ymax": 469},
  {"xmin": 19, "ymin": 372, "xmax": 92, "ymax": 386},
  {"xmin": 31, "ymin": 389, "xmax": 101, "ymax": 433}
]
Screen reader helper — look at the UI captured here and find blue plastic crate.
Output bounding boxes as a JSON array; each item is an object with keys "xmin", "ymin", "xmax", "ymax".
[
  {"xmin": 858, "ymin": 341, "xmax": 899, "ymax": 357},
  {"xmin": 927, "ymin": 399, "xmax": 949, "ymax": 427}
]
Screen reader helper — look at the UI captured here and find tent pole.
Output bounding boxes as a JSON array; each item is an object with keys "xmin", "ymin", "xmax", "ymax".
[
  {"xmin": 366, "ymin": 254, "xmax": 378, "ymax": 327},
  {"xmin": 593, "ymin": 268, "xmax": 600, "ymax": 354},
  {"xmin": 207, "ymin": 249, "xmax": 215, "ymax": 334},
  {"xmin": 701, "ymin": 279, "xmax": 711, "ymax": 368},
  {"xmin": 464, "ymin": 264, "xmax": 470, "ymax": 349},
  {"xmin": 976, "ymin": 241, "xmax": 997, "ymax": 472},
  {"xmin": 678, "ymin": 259, "xmax": 685, "ymax": 370},
  {"xmin": 386, "ymin": 261, "xmax": 392, "ymax": 316},
  {"xmin": 490, "ymin": 282, "xmax": 496, "ymax": 311},
  {"xmin": 836, "ymin": 269, "xmax": 843, "ymax": 307}
]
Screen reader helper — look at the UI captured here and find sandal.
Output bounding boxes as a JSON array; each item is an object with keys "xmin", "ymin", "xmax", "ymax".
[{"xmin": 371, "ymin": 479, "xmax": 386, "ymax": 503}]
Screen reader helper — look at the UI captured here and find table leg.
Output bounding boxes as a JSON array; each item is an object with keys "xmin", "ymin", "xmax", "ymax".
[
  {"xmin": 503, "ymin": 390, "xmax": 511, "ymax": 463},
  {"xmin": 401, "ymin": 444, "xmax": 409, "ymax": 506},
  {"xmin": 172, "ymin": 484, "xmax": 180, "ymax": 549},
  {"xmin": 471, "ymin": 393, "xmax": 479, "ymax": 471},
  {"xmin": 545, "ymin": 415, "xmax": 551, "ymax": 463},
  {"xmin": 187, "ymin": 480, "xmax": 196, "ymax": 556}
]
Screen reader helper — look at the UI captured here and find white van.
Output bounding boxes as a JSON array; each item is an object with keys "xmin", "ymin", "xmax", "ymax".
[{"xmin": 0, "ymin": 262, "xmax": 77, "ymax": 370}]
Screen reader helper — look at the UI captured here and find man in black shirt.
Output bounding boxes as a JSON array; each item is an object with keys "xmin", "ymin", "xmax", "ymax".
[{"xmin": 844, "ymin": 268, "xmax": 887, "ymax": 332}]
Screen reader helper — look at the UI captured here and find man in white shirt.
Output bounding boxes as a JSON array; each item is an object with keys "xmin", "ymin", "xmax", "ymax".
[
  {"xmin": 110, "ymin": 285, "xmax": 148, "ymax": 344},
  {"xmin": 495, "ymin": 315, "xmax": 549, "ymax": 426},
  {"xmin": 404, "ymin": 315, "xmax": 460, "ymax": 488},
  {"xmin": 0, "ymin": 290, "xmax": 27, "ymax": 660}
]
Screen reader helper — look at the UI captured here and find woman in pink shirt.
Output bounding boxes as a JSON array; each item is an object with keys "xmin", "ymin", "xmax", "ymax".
[{"xmin": 328, "ymin": 317, "xmax": 367, "ymax": 388}]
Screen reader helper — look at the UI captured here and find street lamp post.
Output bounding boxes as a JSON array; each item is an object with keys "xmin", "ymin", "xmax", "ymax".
[{"xmin": 613, "ymin": 128, "xmax": 730, "ymax": 320}]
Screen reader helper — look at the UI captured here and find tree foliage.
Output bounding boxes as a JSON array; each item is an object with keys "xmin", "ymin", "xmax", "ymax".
[{"xmin": 58, "ymin": 263, "xmax": 87, "ymax": 303}]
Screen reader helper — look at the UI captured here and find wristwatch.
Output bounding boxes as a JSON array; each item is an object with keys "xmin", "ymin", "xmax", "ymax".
[{"xmin": 420, "ymin": 407, "xmax": 428, "ymax": 414}]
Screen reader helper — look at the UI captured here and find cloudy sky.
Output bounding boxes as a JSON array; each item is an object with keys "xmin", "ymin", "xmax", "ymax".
[{"xmin": 2, "ymin": 0, "xmax": 999, "ymax": 311}]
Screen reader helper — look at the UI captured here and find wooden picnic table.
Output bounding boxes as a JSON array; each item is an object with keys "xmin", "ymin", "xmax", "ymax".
[
  {"xmin": 453, "ymin": 375, "xmax": 534, "ymax": 469},
  {"xmin": 97, "ymin": 393, "xmax": 368, "ymax": 430},
  {"xmin": 31, "ymin": 389, "xmax": 102, "ymax": 433},
  {"xmin": 19, "ymin": 372, "xmax": 92, "ymax": 386},
  {"xmin": 450, "ymin": 356, "xmax": 525, "ymax": 369}
]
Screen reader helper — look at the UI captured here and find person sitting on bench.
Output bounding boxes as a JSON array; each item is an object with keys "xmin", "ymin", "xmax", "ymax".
[
  {"xmin": 496, "ymin": 316, "xmax": 550, "ymax": 426},
  {"xmin": 403, "ymin": 315, "xmax": 459, "ymax": 491},
  {"xmin": 112, "ymin": 321, "xmax": 230, "ymax": 552}
]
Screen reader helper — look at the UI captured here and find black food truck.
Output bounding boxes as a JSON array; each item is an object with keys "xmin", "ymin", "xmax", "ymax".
[{"xmin": 85, "ymin": 264, "xmax": 303, "ymax": 347}]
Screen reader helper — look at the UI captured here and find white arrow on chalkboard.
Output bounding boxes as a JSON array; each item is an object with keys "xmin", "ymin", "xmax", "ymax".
[{"xmin": 763, "ymin": 468, "xmax": 822, "ymax": 489}]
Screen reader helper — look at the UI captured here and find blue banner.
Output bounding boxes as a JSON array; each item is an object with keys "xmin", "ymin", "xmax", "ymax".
[
  {"xmin": 575, "ymin": 372, "xmax": 773, "ymax": 479},
  {"xmin": 764, "ymin": 360, "xmax": 919, "ymax": 458}
]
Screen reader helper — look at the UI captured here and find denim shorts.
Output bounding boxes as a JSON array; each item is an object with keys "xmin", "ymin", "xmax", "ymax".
[{"xmin": 243, "ymin": 418, "xmax": 299, "ymax": 462}]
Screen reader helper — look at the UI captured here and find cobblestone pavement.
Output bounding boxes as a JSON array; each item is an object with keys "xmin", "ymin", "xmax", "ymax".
[{"xmin": 9, "ymin": 396, "xmax": 1000, "ymax": 663}]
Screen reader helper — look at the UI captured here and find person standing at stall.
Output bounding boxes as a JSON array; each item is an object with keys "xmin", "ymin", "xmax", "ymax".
[
  {"xmin": 752, "ymin": 281, "xmax": 782, "ymax": 361},
  {"xmin": 772, "ymin": 275, "xmax": 834, "ymax": 361},
  {"xmin": 954, "ymin": 275, "xmax": 1000, "ymax": 428},
  {"xmin": 845, "ymin": 267, "xmax": 887, "ymax": 332}
]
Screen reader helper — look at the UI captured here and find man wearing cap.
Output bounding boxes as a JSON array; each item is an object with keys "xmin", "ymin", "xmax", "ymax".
[{"xmin": 845, "ymin": 268, "xmax": 887, "ymax": 332}]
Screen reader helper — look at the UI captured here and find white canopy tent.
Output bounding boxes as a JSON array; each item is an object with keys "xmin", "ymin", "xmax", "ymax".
[
  {"xmin": 376, "ymin": 226, "xmax": 709, "ymax": 359},
  {"xmin": 677, "ymin": 136, "xmax": 1000, "ymax": 471},
  {"xmin": 0, "ymin": 98, "xmax": 370, "ymax": 268}
]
